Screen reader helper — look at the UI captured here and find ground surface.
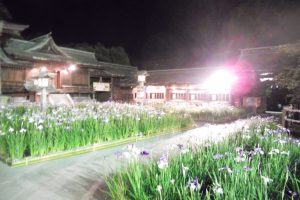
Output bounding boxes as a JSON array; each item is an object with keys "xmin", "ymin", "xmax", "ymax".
[{"xmin": 0, "ymin": 119, "xmax": 253, "ymax": 200}]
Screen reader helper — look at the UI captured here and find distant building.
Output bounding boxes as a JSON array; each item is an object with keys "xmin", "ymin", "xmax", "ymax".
[
  {"xmin": 133, "ymin": 67, "xmax": 234, "ymax": 105},
  {"xmin": 0, "ymin": 21, "xmax": 137, "ymax": 103},
  {"xmin": 133, "ymin": 42, "xmax": 300, "ymax": 107}
]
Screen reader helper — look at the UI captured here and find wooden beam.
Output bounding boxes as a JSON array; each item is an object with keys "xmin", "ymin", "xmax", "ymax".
[{"xmin": 284, "ymin": 117, "xmax": 300, "ymax": 124}]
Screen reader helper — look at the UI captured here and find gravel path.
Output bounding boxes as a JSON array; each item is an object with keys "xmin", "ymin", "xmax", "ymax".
[{"xmin": 0, "ymin": 117, "xmax": 259, "ymax": 200}]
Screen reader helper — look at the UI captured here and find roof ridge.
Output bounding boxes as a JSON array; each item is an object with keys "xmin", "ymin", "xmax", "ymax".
[
  {"xmin": 148, "ymin": 66, "xmax": 219, "ymax": 72},
  {"xmin": 1, "ymin": 21, "xmax": 29, "ymax": 31},
  {"xmin": 30, "ymin": 33, "xmax": 52, "ymax": 42},
  {"xmin": 240, "ymin": 41, "xmax": 300, "ymax": 51},
  {"xmin": 98, "ymin": 61, "xmax": 137, "ymax": 69},
  {"xmin": 7, "ymin": 38, "xmax": 35, "ymax": 44},
  {"xmin": 60, "ymin": 47, "xmax": 95, "ymax": 55}
]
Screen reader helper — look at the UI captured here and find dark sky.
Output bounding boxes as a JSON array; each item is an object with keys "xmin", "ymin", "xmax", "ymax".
[{"xmin": 3, "ymin": 0, "xmax": 300, "ymax": 68}]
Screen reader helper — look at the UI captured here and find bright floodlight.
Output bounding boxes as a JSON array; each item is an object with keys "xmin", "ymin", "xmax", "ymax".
[
  {"xmin": 260, "ymin": 77, "xmax": 273, "ymax": 82},
  {"xmin": 68, "ymin": 64, "xmax": 76, "ymax": 71},
  {"xmin": 204, "ymin": 69, "xmax": 238, "ymax": 93}
]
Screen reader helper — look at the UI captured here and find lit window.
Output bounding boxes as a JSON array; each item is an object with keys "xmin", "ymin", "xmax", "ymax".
[{"xmin": 191, "ymin": 94, "xmax": 195, "ymax": 100}]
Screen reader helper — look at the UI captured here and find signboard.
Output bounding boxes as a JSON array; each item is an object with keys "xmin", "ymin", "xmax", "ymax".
[
  {"xmin": 138, "ymin": 75, "xmax": 146, "ymax": 82},
  {"xmin": 93, "ymin": 82, "xmax": 110, "ymax": 91}
]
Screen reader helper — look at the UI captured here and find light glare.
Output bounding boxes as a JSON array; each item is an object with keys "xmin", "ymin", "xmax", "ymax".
[
  {"xmin": 68, "ymin": 64, "xmax": 76, "ymax": 71},
  {"xmin": 203, "ymin": 69, "xmax": 237, "ymax": 93}
]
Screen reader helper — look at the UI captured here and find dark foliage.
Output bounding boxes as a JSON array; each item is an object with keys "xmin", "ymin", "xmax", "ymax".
[{"xmin": 65, "ymin": 42, "xmax": 131, "ymax": 66}]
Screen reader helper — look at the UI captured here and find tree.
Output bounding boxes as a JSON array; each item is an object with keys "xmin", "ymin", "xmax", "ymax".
[
  {"xmin": 273, "ymin": 47, "xmax": 300, "ymax": 106},
  {"xmin": 67, "ymin": 42, "xmax": 96, "ymax": 53},
  {"xmin": 64, "ymin": 42, "xmax": 131, "ymax": 65},
  {"xmin": 110, "ymin": 46, "xmax": 130, "ymax": 65},
  {"xmin": 94, "ymin": 42, "xmax": 111, "ymax": 62}
]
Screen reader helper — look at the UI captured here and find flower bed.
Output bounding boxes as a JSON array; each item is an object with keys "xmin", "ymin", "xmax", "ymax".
[
  {"xmin": 0, "ymin": 102, "xmax": 193, "ymax": 162},
  {"xmin": 106, "ymin": 119, "xmax": 300, "ymax": 199},
  {"xmin": 161, "ymin": 103, "xmax": 250, "ymax": 123}
]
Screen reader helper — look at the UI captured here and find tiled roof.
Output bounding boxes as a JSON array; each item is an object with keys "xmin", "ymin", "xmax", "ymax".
[
  {"xmin": 0, "ymin": 48, "xmax": 18, "ymax": 64},
  {"xmin": 98, "ymin": 61, "xmax": 138, "ymax": 77},
  {"xmin": 5, "ymin": 48, "xmax": 72, "ymax": 62},
  {"xmin": 5, "ymin": 38, "xmax": 35, "ymax": 50},
  {"xmin": 0, "ymin": 48, "xmax": 32, "ymax": 67},
  {"xmin": 3, "ymin": 33, "xmax": 97, "ymax": 65},
  {"xmin": 0, "ymin": 21, "xmax": 29, "ymax": 36},
  {"xmin": 89, "ymin": 63, "xmax": 138, "ymax": 87},
  {"xmin": 60, "ymin": 47, "xmax": 99, "ymax": 66}
]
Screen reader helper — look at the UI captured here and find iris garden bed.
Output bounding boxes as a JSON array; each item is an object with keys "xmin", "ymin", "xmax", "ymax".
[
  {"xmin": 0, "ymin": 103, "xmax": 192, "ymax": 166},
  {"xmin": 106, "ymin": 118, "xmax": 300, "ymax": 199},
  {"xmin": 161, "ymin": 103, "xmax": 251, "ymax": 123},
  {"xmin": 0, "ymin": 102, "xmax": 249, "ymax": 167},
  {"xmin": 0, "ymin": 128, "xmax": 189, "ymax": 167}
]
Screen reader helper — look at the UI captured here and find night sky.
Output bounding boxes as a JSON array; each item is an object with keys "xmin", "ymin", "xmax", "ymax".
[{"xmin": 2, "ymin": 0, "xmax": 300, "ymax": 69}]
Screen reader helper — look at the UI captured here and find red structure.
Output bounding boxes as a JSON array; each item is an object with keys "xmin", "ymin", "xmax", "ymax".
[{"xmin": 133, "ymin": 84, "xmax": 231, "ymax": 104}]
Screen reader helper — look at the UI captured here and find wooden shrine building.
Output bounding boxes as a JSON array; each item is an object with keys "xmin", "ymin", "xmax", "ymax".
[{"xmin": 0, "ymin": 21, "xmax": 137, "ymax": 103}]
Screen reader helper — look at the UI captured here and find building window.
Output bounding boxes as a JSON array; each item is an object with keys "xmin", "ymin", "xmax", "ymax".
[
  {"xmin": 189, "ymin": 93, "xmax": 211, "ymax": 101},
  {"xmin": 192, "ymin": 93, "xmax": 205, "ymax": 101},
  {"xmin": 171, "ymin": 93, "xmax": 185, "ymax": 100},
  {"xmin": 172, "ymin": 93, "xmax": 176, "ymax": 99},
  {"xmin": 206, "ymin": 94, "xmax": 212, "ymax": 101},
  {"xmin": 215, "ymin": 94, "xmax": 230, "ymax": 101},
  {"xmin": 201, "ymin": 93, "xmax": 206, "ymax": 101},
  {"xmin": 226, "ymin": 94, "xmax": 230, "ymax": 101},
  {"xmin": 190, "ymin": 94, "xmax": 195, "ymax": 100},
  {"xmin": 157, "ymin": 93, "xmax": 164, "ymax": 99},
  {"xmin": 150, "ymin": 93, "xmax": 154, "ymax": 99},
  {"xmin": 212, "ymin": 94, "xmax": 217, "ymax": 101},
  {"xmin": 149, "ymin": 93, "xmax": 164, "ymax": 99}
]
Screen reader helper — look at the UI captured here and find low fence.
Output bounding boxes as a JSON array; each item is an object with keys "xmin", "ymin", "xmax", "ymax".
[{"xmin": 282, "ymin": 107, "xmax": 300, "ymax": 128}]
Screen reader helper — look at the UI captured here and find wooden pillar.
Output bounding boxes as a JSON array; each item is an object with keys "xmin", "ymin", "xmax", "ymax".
[
  {"xmin": 282, "ymin": 108, "xmax": 287, "ymax": 128},
  {"xmin": 0, "ymin": 63, "xmax": 2, "ymax": 95},
  {"xmin": 0, "ymin": 21, "xmax": 3, "ymax": 95},
  {"xmin": 56, "ymin": 71, "xmax": 61, "ymax": 88},
  {"xmin": 110, "ymin": 77, "xmax": 114, "ymax": 100}
]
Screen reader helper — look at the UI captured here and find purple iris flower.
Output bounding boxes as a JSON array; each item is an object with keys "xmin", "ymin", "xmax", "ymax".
[
  {"xmin": 114, "ymin": 151, "xmax": 122, "ymax": 157},
  {"xmin": 254, "ymin": 147, "xmax": 264, "ymax": 154},
  {"xmin": 288, "ymin": 190, "xmax": 298, "ymax": 197},
  {"xmin": 213, "ymin": 154, "xmax": 224, "ymax": 160},
  {"xmin": 177, "ymin": 144, "xmax": 184, "ymax": 150},
  {"xmin": 186, "ymin": 177, "xmax": 201, "ymax": 191},
  {"xmin": 244, "ymin": 166, "xmax": 252, "ymax": 171},
  {"xmin": 140, "ymin": 150, "xmax": 150, "ymax": 156}
]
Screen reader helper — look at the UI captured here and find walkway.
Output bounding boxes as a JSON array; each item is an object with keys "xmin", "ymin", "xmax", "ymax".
[{"xmin": 0, "ymin": 118, "xmax": 255, "ymax": 200}]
